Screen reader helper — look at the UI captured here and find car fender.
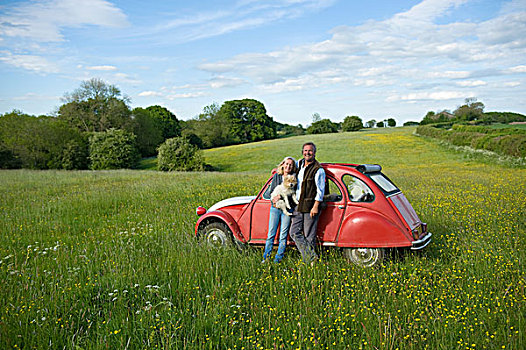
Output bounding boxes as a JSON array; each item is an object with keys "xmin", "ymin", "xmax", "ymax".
[
  {"xmin": 337, "ymin": 209, "xmax": 412, "ymax": 248},
  {"xmin": 195, "ymin": 210, "xmax": 247, "ymax": 243}
]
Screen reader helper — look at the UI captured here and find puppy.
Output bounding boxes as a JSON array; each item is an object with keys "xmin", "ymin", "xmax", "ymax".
[{"xmin": 271, "ymin": 174, "xmax": 299, "ymax": 216}]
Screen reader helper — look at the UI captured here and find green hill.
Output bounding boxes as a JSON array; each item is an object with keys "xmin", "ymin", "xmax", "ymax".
[{"xmin": 1, "ymin": 127, "xmax": 524, "ymax": 349}]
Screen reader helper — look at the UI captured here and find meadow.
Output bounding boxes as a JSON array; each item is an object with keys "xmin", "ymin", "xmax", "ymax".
[{"xmin": 1, "ymin": 127, "xmax": 524, "ymax": 349}]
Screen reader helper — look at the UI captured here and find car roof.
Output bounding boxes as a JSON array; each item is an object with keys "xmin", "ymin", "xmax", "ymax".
[
  {"xmin": 271, "ymin": 163, "xmax": 379, "ymax": 176},
  {"xmin": 320, "ymin": 163, "xmax": 359, "ymax": 170}
]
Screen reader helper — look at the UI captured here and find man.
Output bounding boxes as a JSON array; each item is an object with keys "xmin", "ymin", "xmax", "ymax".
[{"xmin": 289, "ymin": 142, "xmax": 325, "ymax": 263}]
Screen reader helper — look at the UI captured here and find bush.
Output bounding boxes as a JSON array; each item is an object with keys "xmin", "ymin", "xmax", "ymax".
[
  {"xmin": 307, "ymin": 119, "xmax": 339, "ymax": 134},
  {"xmin": 88, "ymin": 129, "xmax": 140, "ymax": 170},
  {"xmin": 157, "ymin": 137, "xmax": 205, "ymax": 171},
  {"xmin": 342, "ymin": 116, "xmax": 363, "ymax": 132}
]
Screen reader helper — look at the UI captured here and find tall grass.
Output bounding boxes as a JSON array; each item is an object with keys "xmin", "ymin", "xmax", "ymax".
[{"xmin": 1, "ymin": 127, "xmax": 524, "ymax": 349}]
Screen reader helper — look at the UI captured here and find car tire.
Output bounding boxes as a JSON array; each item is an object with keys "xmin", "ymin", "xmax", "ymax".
[
  {"xmin": 343, "ymin": 247, "xmax": 384, "ymax": 268},
  {"xmin": 201, "ymin": 222, "xmax": 232, "ymax": 248}
]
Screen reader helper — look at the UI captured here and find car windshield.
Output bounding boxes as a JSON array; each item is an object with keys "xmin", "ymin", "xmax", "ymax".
[{"xmin": 369, "ymin": 173, "xmax": 398, "ymax": 193}]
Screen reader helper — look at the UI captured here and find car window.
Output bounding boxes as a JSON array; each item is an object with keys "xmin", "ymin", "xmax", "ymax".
[
  {"xmin": 343, "ymin": 175, "xmax": 374, "ymax": 202},
  {"xmin": 262, "ymin": 182, "xmax": 272, "ymax": 200},
  {"xmin": 324, "ymin": 178, "xmax": 343, "ymax": 202},
  {"xmin": 369, "ymin": 173, "xmax": 398, "ymax": 193},
  {"xmin": 263, "ymin": 177, "xmax": 342, "ymax": 202}
]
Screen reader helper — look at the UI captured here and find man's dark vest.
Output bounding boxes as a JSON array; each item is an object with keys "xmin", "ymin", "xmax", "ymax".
[{"xmin": 297, "ymin": 159, "xmax": 322, "ymax": 213}]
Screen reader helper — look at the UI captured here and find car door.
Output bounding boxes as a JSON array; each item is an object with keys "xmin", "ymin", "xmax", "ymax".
[
  {"xmin": 248, "ymin": 179, "xmax": 273, "ymax": 243},
  {"xmin": 317, "ymin": 176, "xmax": 346, "ymax": 243}
]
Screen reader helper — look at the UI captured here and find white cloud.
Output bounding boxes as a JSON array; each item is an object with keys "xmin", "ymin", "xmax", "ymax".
[
  {"xmin": 0, "ymin": 0, "xmax": 129, "ymax": 42},
  {"xmin": 387, "ymin": 91, "xmax": 467, "ymax": 102},
  {"xmin": 391, "ymin": 0, "xmax": 469, "ymax": 23},
  {"xmin": 138, "ymin": 91, "xmax": 162, "ymax": 97},
  {"xmin": 209, "ymin": 76, "xmax": 247, "ymax": 89},
  {"xmin": 112, "ymin": 73, "xmax": 141, "ymax": 84},
  {"xmin": 167, "ymin": 92, "xmax": 206, "ymax": 99},
  {"xmin": 195, "ymin": 0, "xmax": 526, "ymax": 103},
  {"xmin": 502, "ymin": 82, "xmax": 521, "ymax": 87},
  {"xmin": 0, "ymin": 51, "xmax": 59, "ymax": 73},
  {"xmin": 507, "ymin": 65, "xmax": 526, "ymax": 73},
  {"xmin": 137, "ymin": 86, "xmax": 207, "ymax": 100},
  {"xmin": 147, "ymin": 0, "xmax": 336, "ymax": 44},
  {"xmin": 86, "ymin": 65, "xmax": 118, "ymax": 71},
  {"xmin": 427, "ymin": 71, "xmax": 471, "ymax": 79},
  {"xmin": 12, "ymin": 92, "xmax": 59, "ymax": 101},
  {"xmin": 456, "ymin": 80, "xmax": 487, "ymax": 87}
]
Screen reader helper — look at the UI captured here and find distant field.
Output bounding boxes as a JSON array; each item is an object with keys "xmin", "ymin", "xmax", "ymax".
[{"xmin": 1, "ymin": 127, "xmax": 525, "ymax": 349}]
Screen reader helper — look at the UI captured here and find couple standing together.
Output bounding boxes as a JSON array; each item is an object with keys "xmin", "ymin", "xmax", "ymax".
[{"xmin": 262, "ymin": 142, "xmax": 325, "ymax": 264}]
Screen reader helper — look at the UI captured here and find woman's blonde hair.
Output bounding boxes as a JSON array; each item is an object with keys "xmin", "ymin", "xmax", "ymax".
[{"xmin": 277, "ymin": 156, "xmax": 297, "ymax": 175}]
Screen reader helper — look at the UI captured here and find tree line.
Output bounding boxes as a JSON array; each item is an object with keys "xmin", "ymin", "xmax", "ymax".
[
  {"xmin": 418, "ymin": 98, "xmax": 526, "ymax": 126},
  {"xmin": 0, "ymin": 78, "xmax": 394, "ymax": 170}
]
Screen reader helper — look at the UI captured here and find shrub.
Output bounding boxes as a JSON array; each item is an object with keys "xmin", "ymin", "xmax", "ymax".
[
  {"xmin": 157, "ymin": 137, "xmax": 205, "ymax": 171},
  {"xmin": 307, "ymin": 119, "xmax": 339, "ymax": 134},
  {"xmin": 342, "ymin": 116, "xmax": 363, "ymax": 132},
  {"xmin": 88, "ymin": 129, "xmax": 140, "ymax": 170}
]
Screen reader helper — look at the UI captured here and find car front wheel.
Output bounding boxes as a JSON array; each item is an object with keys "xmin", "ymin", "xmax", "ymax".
[
  {"xmin": 343, "ymin": 247, "xmax": 384, "ymax": 267},
  {"xmin": 202, "ymin": 222, "xmax": 232, "ymax": 248}
]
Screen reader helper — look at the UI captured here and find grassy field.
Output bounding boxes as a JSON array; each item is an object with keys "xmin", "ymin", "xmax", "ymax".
[
  {"xmin": 488, "ymin": 123, "xmax": 526, "ymax": 130},
  {"xmin": 1, "ymin": 127, "xmax": 525, "ymax": 349}
]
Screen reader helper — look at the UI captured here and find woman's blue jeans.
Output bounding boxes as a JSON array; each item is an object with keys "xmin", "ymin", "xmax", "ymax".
[{"xmin": 263, "ymin": 205, "xmax": 292, "ymax": 262}]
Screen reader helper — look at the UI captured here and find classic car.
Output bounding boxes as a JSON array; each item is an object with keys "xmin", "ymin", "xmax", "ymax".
[{"xmin": 195, "ymin": 163, "xmax": 432, "ymax": 267}]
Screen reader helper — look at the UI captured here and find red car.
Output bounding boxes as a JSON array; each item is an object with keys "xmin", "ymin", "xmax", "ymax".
[{"xmin": 195, "ymin": 163, "xmax": 432, "ymax": 267}]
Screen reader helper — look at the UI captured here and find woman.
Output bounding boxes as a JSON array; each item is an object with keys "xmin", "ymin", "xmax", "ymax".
[{"xmin": 262, "ymin": 156, "xmax": 298, "ymax": 263}]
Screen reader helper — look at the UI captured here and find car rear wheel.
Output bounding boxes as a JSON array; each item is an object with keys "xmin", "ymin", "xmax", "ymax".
[
  {"xmin": 202, "ymin": 222, "xmax": 232, "ymax": 248},
  {"xmin": 343, "ymin": 248, "xmax": 384, "ymax": 267}
]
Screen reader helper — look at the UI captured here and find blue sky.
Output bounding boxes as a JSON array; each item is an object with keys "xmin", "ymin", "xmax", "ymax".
[{"xmin": 1, "ymin": 0, "xmax": 525, "ymax": 125}]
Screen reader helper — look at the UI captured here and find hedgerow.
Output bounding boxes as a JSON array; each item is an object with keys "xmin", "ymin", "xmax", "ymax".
[{"xmin": 416, "ymin": 125, "xmax": 526, "ymax": 158}]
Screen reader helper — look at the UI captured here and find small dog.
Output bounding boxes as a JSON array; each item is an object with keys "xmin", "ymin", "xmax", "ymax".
[{"xmin": 271, "ymin": 174, "xmax": 299, "ymax": 216}]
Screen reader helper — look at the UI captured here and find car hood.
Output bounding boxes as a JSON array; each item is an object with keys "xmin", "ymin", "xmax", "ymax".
[{"xmin": 208, "ymin": 196, "xmax": 257, "ymax": 212}]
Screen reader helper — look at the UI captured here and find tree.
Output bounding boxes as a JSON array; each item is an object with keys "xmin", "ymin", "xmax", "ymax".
[
  {"xmin": 365, "ymin": 119, "xmax": 376, "ymax": 128},
  {"xmin": 58, "ymin": 78, "xmax": 132, "ymax": 132},
  {"xmin": 276, "ymin": 122, "xmax": 305, "ymax": 137},
  {"xmin": 376, "ymin": 121, "xmax": 385, "ymax": 128},
  {"xmin": 157, "ymin": 137, "xmax": 205, "ymax": 171},
  {"xmin": 0, "ymin": 110, "xmax": 88, "ymax": 169},
  {"xmin": 342, "ymin": 116, "xmax": 363, "ymax": 132},
  {"xmin": 307, "ymin": 118, "xmax": 339, "ymax": 134},
  {"xmin": 88, "ymin": 129, "xmax": 140, "ymax": 170},
  {"xmin": 131, "ymin": 107, "xmax": 164, "ymax": 157},
  {"xmin": 217, "ymin": 99, "xmax": 276, "ymax": 144},
  {"xmin": 387, "ymin": 118, "xmax": 396, "ymax": 127},
  {"xmin": 403, "ymin": 121, "xmax": 420, "ymax": 126},
  {"xmin": 182, "ymin": 103, "xmax": 231, "ymax": 148},
  {"xmin": 420, "ymin": 111, "xmax": 436, "ymax": 125},
  {"xmin": 312, "ymin": 113, "xmax": 321, "ymax": 123},
  {"xmin": 454, "ymin": 98, "xmax": 485, "ymax": 121},
  {"xmin": 420, "ymin": 110, "xmax": 454, "ymax": 125},
  {"xmin": 145, "ymin": 105, "xmax": 181, "ymax": 140}
]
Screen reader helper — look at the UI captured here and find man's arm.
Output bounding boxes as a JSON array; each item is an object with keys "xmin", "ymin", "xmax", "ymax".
[{"xmin": 310, "ymin": 168, "xmax": 326, "ymax": 217}]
